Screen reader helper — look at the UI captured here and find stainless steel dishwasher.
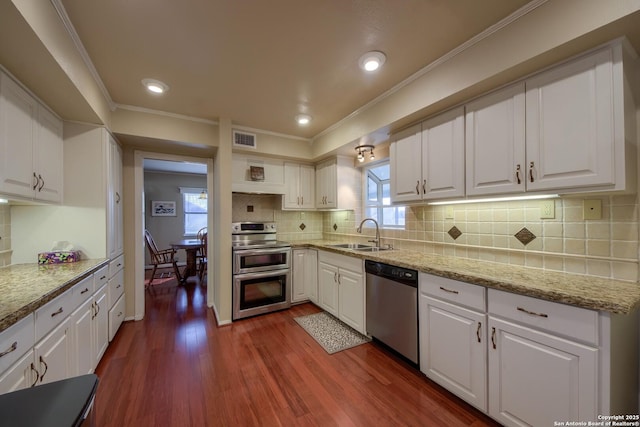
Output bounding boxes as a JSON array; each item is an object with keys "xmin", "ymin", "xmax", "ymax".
[{"xmin": 365, "ymin": 260, "xmax": 419, "ymax": 365}]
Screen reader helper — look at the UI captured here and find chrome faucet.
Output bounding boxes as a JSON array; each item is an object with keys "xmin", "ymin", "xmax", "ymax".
[{"xmin": 357, "ymin": 217, "xmax": 380, "ymax": 248}]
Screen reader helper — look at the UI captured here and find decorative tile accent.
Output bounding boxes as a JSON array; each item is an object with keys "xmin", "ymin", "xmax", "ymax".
[
  {"xmin": 299, "ymin": 223, "xmax": 306, "ymax": 231},
  {"xmin": 448, "ymin": 226, "xmax": 462, "ymax": 240},
  {"xmin": 333, "ymin": 224, "xmax": 338, "ymax": 231},
  {"xmin": 514, "ymin": 227, "xmax": 536, "ymax": 245}
]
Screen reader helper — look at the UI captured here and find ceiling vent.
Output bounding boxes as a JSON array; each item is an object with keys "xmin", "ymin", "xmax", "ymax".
[{"xmin": 233, "ymin": 130, "xmax": 257, "ymax": 149}]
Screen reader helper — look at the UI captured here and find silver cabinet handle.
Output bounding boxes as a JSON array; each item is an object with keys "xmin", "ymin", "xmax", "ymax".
[
  {"xmin": 415, "ymin": 180, "xmax": 420, "ymax": 195},
  {"xmin": 476, "ymin": 322, "xmax": 482, "ymax": 343},
  {"xmin": 301, "ymin": 196, "xmax": 303, "ymax": 205},
  {"xmin": 33, "ymin": 172, "xmax": 39, "ymax": 190},
  {"xmin": 38, "ymin": 174, "xmax": 44, "ymax": 191},
  {"xmin": 39, "ymin": 355, "xmax": 48, "ymax": 382},
  {"xmin": 516, "ymin": 164, "xmax": 521, "ymax": 184},
  {"xmin": 0, "ymin": 341, "xmax": 17, "ymax": 358},
  {"xmin": 529, "ymin": 161, "xmax": 535, "ymax": 182},
  {"xmin": 30, "ymin": 363, "xmax": 40, "ymax": 387},
  {"xmin": 491, "ymin": 327, "xmax": 496, "ymax": 349},
  {"xmin": 115, "ymin": 192, "xmax": 121, "ymax": 203},
  {"xmin": 439, "ymin": 286, "xmax": 459, "ymax": 294},
  {"xmin": 517, "ymin": 306, "xmax": 548, "ymax": 318},
  {"xmin": 422, "ymin": 179, "xmax": 426, "ymax": 194}
]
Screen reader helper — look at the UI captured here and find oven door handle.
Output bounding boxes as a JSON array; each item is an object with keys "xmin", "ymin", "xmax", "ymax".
[
  {"xmin": 233, "ymin": 269, "xmax": 290, "ymax": 280},
  {"xmin": 234, "ymin": 247, "xmax": 291, "ymax": 257}
]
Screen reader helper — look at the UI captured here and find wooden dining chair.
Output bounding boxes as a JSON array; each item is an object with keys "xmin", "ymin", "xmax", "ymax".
[
  {"xmin": 144, "ymin": 229, "xmax": 182, "ymax": 289},
  {"xmin": 198, "ymin": 232, "xmax": 208, "ymax": 283}
]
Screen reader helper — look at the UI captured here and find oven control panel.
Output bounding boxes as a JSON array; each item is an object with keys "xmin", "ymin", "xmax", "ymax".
[{"xmin": 232, "ymin": 222, "xmax": 277, "ymax": 233}]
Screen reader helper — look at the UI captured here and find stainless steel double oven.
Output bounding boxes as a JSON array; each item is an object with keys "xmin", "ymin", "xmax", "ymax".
[{"xmin": 232, "ymin": 222, "xmax": 291, "ymax": 320}]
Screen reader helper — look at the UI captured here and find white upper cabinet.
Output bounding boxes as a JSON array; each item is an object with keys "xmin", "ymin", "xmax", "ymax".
[
  {"xmin": 282, "ymin": 162, "xmax": 315, "ymax": 210},
  {"xmin": 0, "ymin": 71, "xmax": 63, "ymax": 202},
  {"xmin": 465, "ymin": 83, "xmax": 526, "ymax": 196},
  {"xmin": 391, "ymin": 107, "xmax": 465, "ymax": 203},
  {"xmin": 525, "ymin": 45, "xmax": 627, "ymax": 192},
  {"xmin": 315, "ymin": 156, "xmax": 359, "ymax": 210},
  {"xmin": 465, "ymin": 40, "xmax": 636, "ymax": 198}
]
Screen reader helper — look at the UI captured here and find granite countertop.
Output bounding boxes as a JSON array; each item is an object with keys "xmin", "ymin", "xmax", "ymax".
[
  {"xmin": 293, "ymin": 240, "xmax": 640, "ymax": 315},
  {"xmin": 0, "ymin": 259, "xmax": 109, "ymax": 333}
]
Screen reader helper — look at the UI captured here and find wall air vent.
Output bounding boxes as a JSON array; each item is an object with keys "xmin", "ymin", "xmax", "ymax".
[{"xmin": 233, "ymin": 130, "xmax": 257, "ymax": 149}]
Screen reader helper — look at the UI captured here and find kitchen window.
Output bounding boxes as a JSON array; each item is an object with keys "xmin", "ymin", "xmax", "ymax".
[
  {"xmin": 364, "ymin": 162, "xmax": 405, "ymax": 229},
  {"xmin": 181, "ymin": 187, "xmax": 208, "ymax": 236}
]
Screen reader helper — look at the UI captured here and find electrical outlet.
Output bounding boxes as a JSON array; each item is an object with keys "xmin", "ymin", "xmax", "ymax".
[
  {"xmin": 540, "ymin": 200, "xmax": 555, "ymax": 219},
  {"xmin": 445, "ymin": 205, "xmax": 454, "ymax": 219},
  {"xmin": 583, "ymin": 199, "xmax": 602, "ymax": 220}
]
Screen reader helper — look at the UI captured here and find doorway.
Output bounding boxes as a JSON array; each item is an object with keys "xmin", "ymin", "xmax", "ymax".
[{"xmin": 133, "ymin": 151, "xmax": 214, "ymax": 320}]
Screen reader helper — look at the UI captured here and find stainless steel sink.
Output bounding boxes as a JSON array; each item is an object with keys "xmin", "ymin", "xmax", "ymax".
[
  {"xmin": 329, "ymin": 243, "xmax": 391, "ymax": 251},
  {"xmin": 329, "ymin": 243, "xmax": 372, "ymax": 249}
]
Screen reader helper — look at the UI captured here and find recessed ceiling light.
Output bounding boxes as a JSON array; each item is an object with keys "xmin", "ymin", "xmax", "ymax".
[
  {"xmin": 142, "ymin": 78, "xmax": 169, "ymax": 95},
  {"xmin": 296, "ymin": 114, "xmax": 311, "ymax": 125},
  {"xmin": 359, "ymin": 51, "xmax": 386, "ymax": 72}
]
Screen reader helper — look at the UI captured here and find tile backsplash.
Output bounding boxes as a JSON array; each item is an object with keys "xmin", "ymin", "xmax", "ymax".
[
  {"xmin": 0, "ymin": 205, "xmax": 10, "ymax": 266},
  {"xmin": 323, "ymin": 195, "xmax": 639, "ymax": 282}
]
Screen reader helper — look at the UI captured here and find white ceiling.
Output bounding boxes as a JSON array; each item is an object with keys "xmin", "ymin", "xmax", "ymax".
[{"xmin": 58, "ymin": 0, "xmax": 532, "ymax": 140}]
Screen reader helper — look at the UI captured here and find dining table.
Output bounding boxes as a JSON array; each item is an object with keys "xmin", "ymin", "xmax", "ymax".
[{"xmin": 170, "ymin": 239, "xmax": 204, "ymax": 283}]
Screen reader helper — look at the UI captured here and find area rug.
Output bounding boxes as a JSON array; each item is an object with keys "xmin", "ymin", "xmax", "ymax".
[{"xmin": 294, "ymin": 311, "xmax": 370, "ymax": 354}]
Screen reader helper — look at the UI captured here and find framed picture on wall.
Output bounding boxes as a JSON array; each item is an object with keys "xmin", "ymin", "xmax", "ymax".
[{"xmin": 151, "ymin": 201, "xmax": 176, "ymax": 216}]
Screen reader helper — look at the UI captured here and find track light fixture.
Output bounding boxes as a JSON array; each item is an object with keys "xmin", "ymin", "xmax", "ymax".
[{"xmin": 355, "ymin": 144, "xmax": 375, "ymax": 163}]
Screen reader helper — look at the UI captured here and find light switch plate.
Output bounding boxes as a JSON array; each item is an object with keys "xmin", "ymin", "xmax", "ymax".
[
  {"xmin": 583, "ymin": 199, "xmax": 602, "ymax": 220},
  {"xmin": 540, "ymin": 200, "xmax": 555, "ymax": 219}
]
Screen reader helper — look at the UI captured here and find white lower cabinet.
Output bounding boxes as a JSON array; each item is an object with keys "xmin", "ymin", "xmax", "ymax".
[
  {"xmin": 291, "ymin": 248, "xmax": 318, "ymax": 304},
  {"xmin": 33, "ymin": 316, "xmax": 73, "ymax": 386},
  {"xmin": 0, "ymin": 263, "xmax": 122, "ymax": 396},
  {"xmin": 488, "ymin": 316, "xmax": 597, "ymax": 426},
  {"xmin": 419, "ymin": 274, "xmax": 487, "ymax": 412},
  {"xmin": 317, "ymin": 251, "xmax": 365, "ymax": 334},
  {"xmin": 419, "ymin": 276, "xmax": 638, "ymax": 426}
]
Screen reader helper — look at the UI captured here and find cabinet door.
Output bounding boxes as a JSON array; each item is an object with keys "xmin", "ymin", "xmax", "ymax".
[
  {"xmin": 318, "ymin": 261, "xmax": 339, "ymax": 317},
  {"xmin": 337, "ymin": 268, "xmax": 364, "ymax": 334},
  {"xmin": 390, "ymin": 125, "xmax": 422, "ymax": 203},
  {"xmin": 466, "ymin": 83, "xmax": 526, "ymax": 196},
  {"xmin": 107, "ymin": 136, "xmax": 124, "ymax": 259},
  {"xmin": 422, "ymin": 107, "xmax": 465, "ymax": 199},
  {"xmin": 108, "ymin": 294, "xmax": 125, "ymax": 342},
  {"xmin": 33, "ymin": 317, "xmax": 72, "ymax": 386},
  {"xmin": 0, "ymin": 350, "xmax": 34, "ymax": 395},
  {"xmin": 298, "ymin": 164, "xmax": 315, "ymax": 209},
  {"xmin": 93, "ymin": 285, "xmax": 109, "ymax": 366},
  {"xmin": 291, "ymin": 249, "xmax": 308, "ymax": 303},
  {"xmin": 305, "ymin": 249, "xmax": 318, "ymax": 304},
  {"xmin": 420, "ymin": 295, "xmax": 486, "ymax": 412},
  {"xmin": 526, "ymin": 48, "xmax": 616, "ymax": 191},
  {"xmin": 283, "ymin": 163, "xmax": 301, "ymax": 209},
  {"xmin": 34, "ymin": 106, "xmax": 63, "ymax": 202},
  {"xmin": 0, "ymin": 72, "xmax": 37, "ymax": 198},
  {"xmin": 316, "ymin": 160, "xmax": 337, "ymax": 208},
  {"xmin": 70, "ymin": 298, "xmax": 94, "ymax": 376},
  {"xmin": 488, "ymin": 317, "xmax": 597, "ymax": 427}
]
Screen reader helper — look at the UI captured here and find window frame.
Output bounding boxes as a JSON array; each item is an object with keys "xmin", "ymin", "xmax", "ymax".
[
  {"xmin": 362, "ymin": 161, "xmax": 405, "ymax": 230},
  {"xmin": 180, "ymin": 187, "xmax": 208, "ymax": 237}
]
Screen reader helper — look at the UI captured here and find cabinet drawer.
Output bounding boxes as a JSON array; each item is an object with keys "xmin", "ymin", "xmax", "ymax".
[
  {"xmin": 318, "ymin": 250, "xmax": 362, "ymax": 273},
  {"xmin": 108, "ymin": 268, "xmax": 124, "ymax": 308},
  {"xmin": 94, "ymin": 265, "xmax": 109, "ymax": 289},
  {"xmin": 108, "ymin": 294, "xmax": 125, "ymax": 342},
  {"xmin": 488, "ymin": 288, "xmax": 599, "ymax": 345},
  {"xmin": 420, "ymin": 273, "xmax": 486, "ymax": 312},
  {"xmin": 35, "ymin": 288, "xmax": 73, "ymax": 342},
  {"xmin": 109, "ymin": 254, "xmax": 124, "ymax": 277},
  {"xmin": 0, "ymin": 314, "xmax": 34, "ymax": 374},
  {"xmin": 70, "ymin": 275, "xmax": 94, "ymax": 312}
]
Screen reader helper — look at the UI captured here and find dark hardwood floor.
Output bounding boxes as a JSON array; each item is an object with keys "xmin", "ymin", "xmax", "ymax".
[{"xmin": 94, "ymin": 278, "xmax": 500, "ymax": 426}]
